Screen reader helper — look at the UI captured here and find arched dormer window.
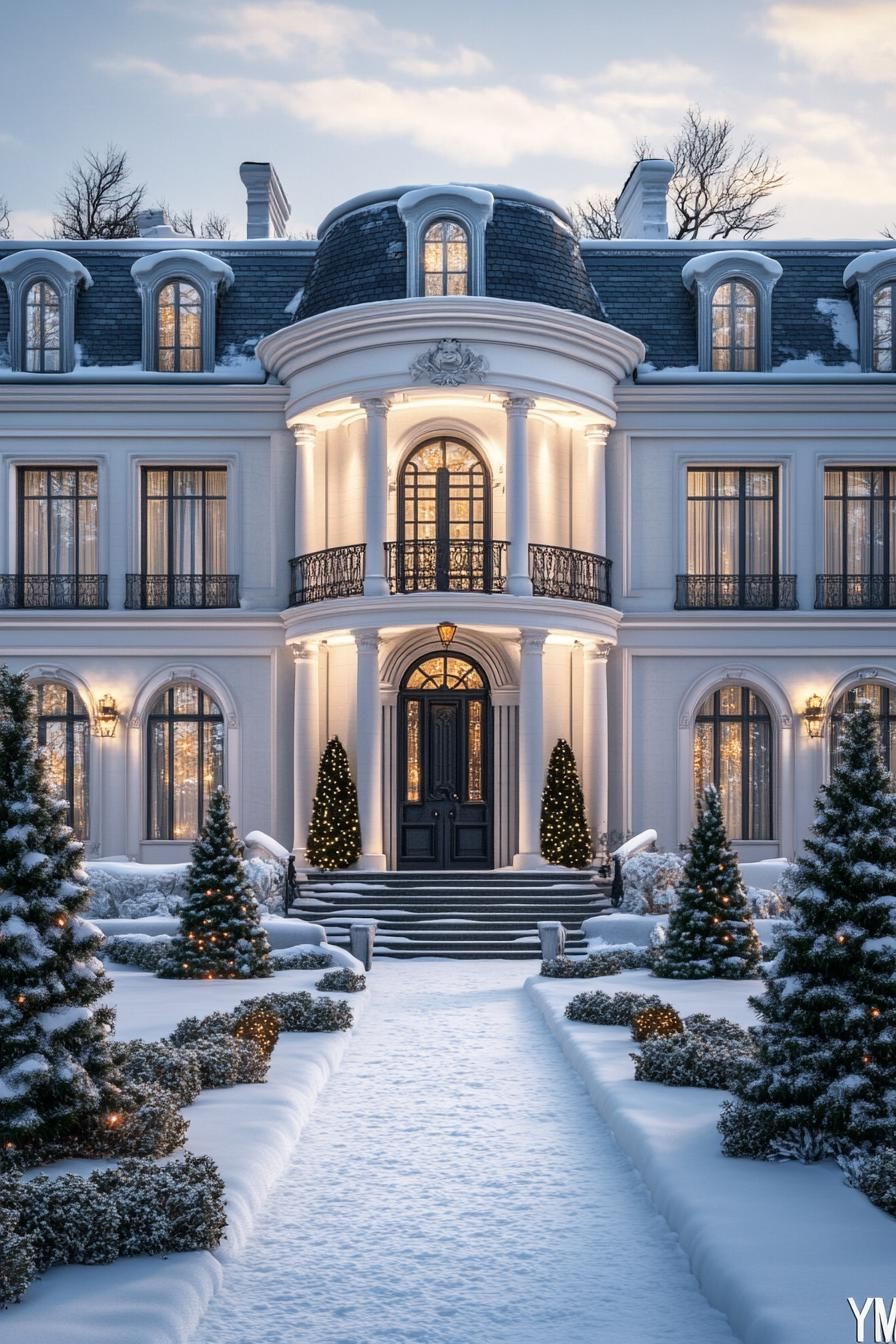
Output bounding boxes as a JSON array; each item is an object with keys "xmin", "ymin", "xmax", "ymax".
[
  {"xmin": 693, "ymin": 684, "xmax": 773, "ymax": 839},
  {"xmin": 682, "ymin": 251, "xmax": 782, "ymax": 373},
  {"xmin": 843, "ymin": 252, "xmax": 896, "ymax": 373},
  {"xmin": 397, "ymin": 187, "xmax": 494, "ymax": 298},
  {"xmin": 130, "ymin": 250, "xmax": 234, "ymax": 373},
  {"xmin": 0, "ymin": 250, "xmax": 92, "ymax": 374},
  {"xmin": 872, "ymin": 283, "xmax": 894, "ymax": 372}
]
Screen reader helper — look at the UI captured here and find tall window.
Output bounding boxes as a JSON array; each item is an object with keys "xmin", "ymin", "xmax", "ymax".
[
  {"xmin": 694, "ymin": 686, "xmax": 773, "ymax": 840},
  {"xmin": 142, "ymin": 467, "xmax": 227, "ymax": 605},
  {"xmin": 686, "ymin": 468, "xmax": 778, "ymax": 598},
  {"xmin": 147, "ymin": 683, "xmax": 224, "ymax": 840},
  {"xmin": 873, "ymin": 284, "xmax": 894, "ymax": 372},
  {"xmin": 831, "ymin": 683, "xmax": 896, "ymax": 773},
  {"xmin": 35, "ymin": 681, "xmax": 89, "ymax": 840},
  {"xmin": 24, "ymin": 281, "xmax": 61, "ymax": 372},
  {"xmin": 823, "ymin": 468, "xmax": 896, "ymax": 606},
  {"xmin": 18, "ymin": 468, "xmax": 98, "ymax": 606},
  {"xmin": 398, "ymin": 438, "xmax": 489, "ymax": 591},
  {"xmin": 157, "ymin": 281, "xmax": 202, "ymax": 372},
  {"xmin": 711, "ymin": 281, "xmax": 758, "ymax": 371},
  {"xmin": 422, "ymin": 220, "xmax": 469, "ymax": 296}
]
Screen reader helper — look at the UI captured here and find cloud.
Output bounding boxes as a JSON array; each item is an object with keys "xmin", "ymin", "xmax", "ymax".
[
  {"xmin": 753, "ymin": 99, "xmax": 896, "ymax": 211},
  {"xmin": 7, "ymin": 209, "xmax": 54, "ymax": 240},
  {"xmin": 764, "ymin": 2, "xmax": 896, "ymax": 82}
]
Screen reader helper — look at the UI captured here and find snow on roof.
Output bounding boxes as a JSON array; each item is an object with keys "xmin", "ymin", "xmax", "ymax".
[
  {"xmin": 0, "ymin": 248, "xmax": 93, "ymax": 287},
  {"xmin": 130, "ymin": 249, "xmax": 235, "ymax": 288},
  {"xmin": 681, "ymin": 250, "xmax": 783, "ymax": 289},
  {"xmin": 843, "ymin": 250, "xmax": 896, "ymax": 287}
]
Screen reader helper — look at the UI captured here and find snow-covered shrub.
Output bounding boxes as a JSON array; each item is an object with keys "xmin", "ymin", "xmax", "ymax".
[
  {"xmin": 274, "ymin": 948, "xmax": 331, "ymax": 971},
  {"xmin": 14, "ymin": 1173, "xmax": 121, "ymax": 1272},
  {"xmin": 632, "ymin": 1014, "xmax": 755, "ymax": 1089},
  {"xmin": 168, "ymin": 1010, "xmax": 238, "ymax": 1045},
  {"xmin": 248, "ymin": 990, "xmax": 354, "ymax": 1033},
  {"xmin": 316, "ymin": 968, "xmax": 367, "ymax": 993},
  {"xmin": 565, "ymin": 989, "xmax": 664, "ymax": 1026},
  {"xmin": 113, "ymin": 1039, "xmax": 203, "ymax": 1107},
  {"xmin": 767, "ymin": 1128, "xmax": 847, "ymax": 1163},
  {"xmin": 85, "ymin": 855, "xmax": 284, "ymax": 919},
  {"xmin": 541, "ymin": 952, "xmax": 623, "ymax": 978},
  {"xmin": 745, "ymin": 886, "xmax": 789, "ymax": 919},
  {"xmin": 185, "ymin": 1036, "xmax": 269, "ymax": 1088},
  {"xmin": 0, "ymin": 1203, "xmax": 35, "ymax": 1307},
  {"xmin": 98, "ymin": 1081, "xmax": 189, "ymax": 1158},
  {"xmin": 620, "ymin": 851, "xmax": 686, "ymax": 914},
  {"xmin": 718, "ymin": 1098, "xmax": 782, "ymax": 1158},
  {"xmin": 840, "ymin": 1148, "xmax": 896, "ymax": 1217},
  {"xmin": 102, "ymin": 934, "xmax": 172, "ymax": 971},
  {"xmin": 631, "ymin": 1004, "xmax": 684, "ymax": 1041}
]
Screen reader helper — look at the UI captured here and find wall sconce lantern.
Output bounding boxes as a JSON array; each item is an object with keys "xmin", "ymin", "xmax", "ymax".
[
  {"xmin": 803, "ymin": 693, "xmax": 825, "ymax": 739},
  {"xmin": 436, "ymin": 621, "xmax": 458, "ymax": 650},
  {"xmin": 94, "ymin": 693, "xmax": 120, "ymax": 738}
]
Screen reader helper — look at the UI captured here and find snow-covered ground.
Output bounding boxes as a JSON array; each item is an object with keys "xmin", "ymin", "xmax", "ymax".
[
  {"xmin": 4, "ymin": 965, "xmax": 368, "ymax": 1344},
  {"xmin": 194, "ymin": 961, "xmax": 736, "ymax": 1344},
  {"xmin": 528, "ymin": 970, "xmax": 896, "ymax": 1344}
]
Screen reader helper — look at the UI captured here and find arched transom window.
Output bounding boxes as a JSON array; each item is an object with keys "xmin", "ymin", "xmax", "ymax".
[
  {"xmin": 872, "ymin": 284, "xmax": 895, "ymax": 372},
  {"xmin": 397, "ymin": 437, "xmax": 491, "ymax": 592},
  {"xmin": 422, "ymin": 220, "xmax": 469, "ymax": 296},
  {"xmin": 147, "ymin": 682, "xmax": 224, "ymax": 839},
  {"xmin": 831, "ymin": 683, "xmax": 896, "ymax": 772},
  {"xmin": 404, "ymin": 655, "xmax": 484, "ymax": 691},
  {"xmin": 35, "ymin": 681, "xmax": 89, "ymax": 839},
  {"xmin": 157, "ymin": 281, "xmax": 202, "ymax": 372},
  {"xmin": 25, "ymin": 281, "xmax": 61, "ymax": 372},
  {"xmin": 693, "ymin": 685, "xmax": 773, "ymax": 839},
  {"xmin": 711, "ymin": 281, "xmax": 758, "ymax": 371}
]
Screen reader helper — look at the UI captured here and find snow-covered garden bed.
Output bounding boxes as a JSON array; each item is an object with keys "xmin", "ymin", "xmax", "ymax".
[
  {"xmin": 85, "ymin": 856, "xmax": 285, "ymax": 919},
  {"xmin": 527, "ymin": 970, "xmax": 896, "ymax": 1344}
]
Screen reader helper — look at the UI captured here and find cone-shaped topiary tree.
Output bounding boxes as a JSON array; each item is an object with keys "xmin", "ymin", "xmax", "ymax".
[
  {"xmin": 655, "ymin": 785, "xmax": 760, "ymax": 980},
  {"xmin": 721, "ymin": 701, "xmax": 896, "ymax": 1156},
  {"xmin": 306, "ymin": 737, "xmax": 362, "ymax": 870},
  {"xmin": 0, "ymin": 667, "xmax": 119, "ymax": 1148},
  {"xmin": 539, "ymin": 739, "xmax": 594, "ymax": 868},
  {"xmin": 159, "ymin": 787, "xmax": 272, "ymax": 980}
]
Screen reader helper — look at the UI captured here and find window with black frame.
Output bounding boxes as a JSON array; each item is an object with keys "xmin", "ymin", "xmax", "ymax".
[
  {"xmin": 681, "ymin": 467, "xmax": 785, "ymax": 608},
  {"xmin": 422, "ymin": 220, "xmax": 470, "ymax": 296},
  {"xmin": 693, "ymin": 685, "xmax": 774, "ymax": 840},
  {"xmin": 34, "ymin": 681, "xmax": 89, "ymax": 840},
  {"xmin": 24, "ymin": 281, "xmax": 61, "ymax": 372},
  {"xmin": 16, "ymin": 467, "xmax": 100, "ymax": 608},
  {"xmin": 138, "ymin": 467, "xmax": 230, "ymax": 608},
  {"xmin": 831, "ymin": 683, "xmax": 896, "ymax": 773},
  {"xmin": 710, "ymin": 280, "xmax": 758, "ymax": 371},
  {"xmin": 397, "ymin": 438, "xmax": 491, "ymax": 592},
  {"xmin": 820, "ymin": 468, "xmax": 896, "ymax": 608},
  {"xmin": 146, "ymin": 682, "xmax": 224, "ymax": 840},
  {"xmin": 157, "ymin": 280, "xmax": 202, "ymax": 372}
]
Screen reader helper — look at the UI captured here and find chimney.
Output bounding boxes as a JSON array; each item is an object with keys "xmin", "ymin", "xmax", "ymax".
[
  {"xmin": 239, "ymin": 162, "xmax": 291, "ymax": 239},
  {"xmin": 615, "ymin": 159, "xmax": 675, "ymax": 239},
  {"xmin": 136, "ymin": 208, "xmax": 177, "ymax": 237}
]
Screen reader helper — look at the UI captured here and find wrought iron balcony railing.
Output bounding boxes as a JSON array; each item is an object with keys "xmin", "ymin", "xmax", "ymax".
[
  {"xmin": 386, "ymin": 539, "xmax": 507, "ymax": 594},
  {"xmin": 815, "ymin": 574, "xmax": 896, "ymax": 609},
  {"xmin": 0, "ymin": 574, "xmax": 109, "ymax": 609},
  {"xmin": 125, "ymin": 574, "xmax": 240, "ymax": 610},
  {"xmin": 675, "ymin": 574, "xmax": 798, "ymax": 610},
  {"xmin": 529, "ymin": 544, "xmax": 612, "ymax": 605},
  {"xmin": 289, "ymin": 545, "xmax": 365, "ymax": 606}
]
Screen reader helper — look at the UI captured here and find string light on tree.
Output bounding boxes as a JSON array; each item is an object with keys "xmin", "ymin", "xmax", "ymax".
[
  {"xmin": 306, "ymin": 736, "xmax": 362, "ymax": 870},
  {"xmin": 539, "ymin": 738, "xmax": 594, "ymax": 869}
]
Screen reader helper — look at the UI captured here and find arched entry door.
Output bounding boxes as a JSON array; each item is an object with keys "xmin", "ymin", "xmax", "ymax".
[
  {"xmin": 397, "ymin": 437, "xmax": 492, "ymax": 592},
  {"xmin": 397, "ymin": 652, "xmax": 492, "ymax": 869}
]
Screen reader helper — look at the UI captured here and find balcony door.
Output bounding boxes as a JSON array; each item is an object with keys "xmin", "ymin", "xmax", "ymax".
[
  {"xmin": 397, "ymin": 437, "xmax": 491, "ymax": 591},
  {"xmin": 17, "ymin": 467, "xmax": 100, "ymax": 607},
  {"xmin": 141, "ymin": 467, "xmax": 227, "ymax": 608},
  {"xmin": 685, "ymin": 467, "xmax": 780, "ymax": 607}
]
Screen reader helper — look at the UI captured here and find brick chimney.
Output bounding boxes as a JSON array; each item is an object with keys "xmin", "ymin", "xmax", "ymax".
[
  {"xmin": 239, "ymin": 162, "xmax": 291, "ymax": 239},
  {"xmin": 615, "ymin": 159, "xmax": 675, "ymax": 239}
]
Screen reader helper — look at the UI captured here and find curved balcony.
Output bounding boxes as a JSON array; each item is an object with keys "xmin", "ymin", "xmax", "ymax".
[
  {"xmin": 289, "ymin": 545, "xmax": 366, "ymax": 606},
  {"xmin": 386, "ymin": 540, "xmax": 507, "ymax": 595},
  {"xmin": 529, "ymin": 544, "xmax": 612, "ymax": 605}
]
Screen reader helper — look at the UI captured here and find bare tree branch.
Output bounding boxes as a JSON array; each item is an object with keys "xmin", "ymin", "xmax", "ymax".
[
  {"xmin": 0, "ymin": 195, "xmax": 11, "ymax": 240},
  {"xmin": 569, "ymin": 195, "xmax": 620, "ymax": 239},
  {"xmin": 51, "ymin": 145, "xmax": 144, "ymax": 239},
  {"xmin": 164, "ymin": 204, "xmax": 232, "ymax": 239},
  {"xmin": 883, "ymin": 224, "xmax": 896, "ymax": 241}
]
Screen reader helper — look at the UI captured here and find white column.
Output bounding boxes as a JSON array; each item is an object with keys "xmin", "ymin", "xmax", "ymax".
[
  {"xmin": 584, "ymin": 423, "xmax": 610, "ymax": 557},
  {"xmin": 514, "ymin": 628, "xmax": 547, "ymax": 868},
  {"xmin": 291, "ymin": 641, "xmax": 320, "ymax": 863},
  {"xmin": 505, "ymin": 396, "xmax": 535, "ymax": 597},
  {"xmin": 582, "ymin": 640, "xmax": 611, "ymax": 858},
  {"xmin": 353, "ymin": 629, "xmax": 386, "ymax": 869},
  {"xmin": 291, "ymin": 422, "xmax": 317, "ymax": 559},
  {"xmin": 361, "ymin": 398, "xmax": 390, "ymax": 597}
]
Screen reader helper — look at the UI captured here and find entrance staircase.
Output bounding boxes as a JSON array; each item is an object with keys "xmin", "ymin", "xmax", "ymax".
[{"xmin": 288, "ymin": 870, "xmax": 612, "ymax": 960}]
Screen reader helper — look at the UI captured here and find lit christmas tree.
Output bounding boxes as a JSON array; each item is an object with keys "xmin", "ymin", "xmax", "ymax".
[
  {"xmin": 539, "ymin": 739, "xmax": 594, "ymax": 869},
  {"xmin": 306, "ymin": 737, "xmax": 362, "ymax": 870},
  {"xmin": 655, "ymin": 785, "xmax": 760, "ymax": 979},
  {"xmin": 159, "ymin": 787, "xmax": 272, "ymax": 980},
  {"xmin": 721, "ymin": 701, "xmax": 896, "ymax": 1155},
  {"xmin": 0, "ymin": 667, "xmax": 118, "ymax": 1148}
]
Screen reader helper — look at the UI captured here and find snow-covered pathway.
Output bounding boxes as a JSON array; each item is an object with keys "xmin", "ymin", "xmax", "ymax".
[{"xmin": 194, "ymin": 962, "xmax": 737, "ymax": 1344}]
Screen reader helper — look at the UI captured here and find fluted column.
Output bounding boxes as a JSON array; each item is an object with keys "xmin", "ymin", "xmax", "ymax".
[
  {"xmin": 292, "ymin": 422, "xmax": 317, "ymax": 559},
  {"xmin": 505, "ymin": 396, "xmax": 535, "ymax": 596},
  {"xmin": 353, "ymin": 629, "xmax": 386, "ymax": 869},
  {"xmin": 584, "ymin": 423, "xmax": 610, "ymax": 557},
  {"xmin": 292, "ymin": 641, "xmax": 320, "ymax": 863},
  {"xmin": 361, "ymin": 398, "xmax": 391, "ymax": 597},
  {"xmin": 514, "ymin": 627, "xmax": 546, "ymax": 868},
  {"xmin": 582, "ymin": 640, "xmax": 611, "ymax": 856}
]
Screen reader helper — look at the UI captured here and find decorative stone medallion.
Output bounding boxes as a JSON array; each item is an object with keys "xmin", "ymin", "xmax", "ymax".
[{"xmin": 409, "ymin": 338, "xmax": 488, "ymax": 387}]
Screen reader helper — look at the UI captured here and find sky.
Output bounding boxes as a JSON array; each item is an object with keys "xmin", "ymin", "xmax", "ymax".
[{"xmin": 2, "ymin": 0, "xmax": 895, "ymax": 241}]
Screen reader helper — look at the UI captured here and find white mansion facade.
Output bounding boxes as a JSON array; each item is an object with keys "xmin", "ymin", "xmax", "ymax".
[{"xmin": 1, "ymin": 160, "xmax": 895, "ymax": 870}]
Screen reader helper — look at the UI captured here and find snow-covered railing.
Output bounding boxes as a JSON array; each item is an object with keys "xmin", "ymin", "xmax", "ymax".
[
  {"xmin": 244, "ymin": 830, "xmax": 291, "ymax": 864},
  {"xmin": 611, "ymin": 830, "xmax": 657, "ymax": 863}
]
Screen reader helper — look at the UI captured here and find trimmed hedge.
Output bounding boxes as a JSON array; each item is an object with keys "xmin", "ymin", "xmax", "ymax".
[
  {"xmin": 102, "ymin": 935, "xmax": 172, "ymax": 971},
  {"xmin": 841, "ymin": 1148, "xmax": 896, "ymax": 1217},
  {"xmin": 565, "ymin": 989, "xmax": 664, "ymax": 1026},
  {"xmin": 169, "ymin": 990, "xmax": 354, "ymax": 1044},
  {"xmin": 274, "ymin": 949, "xmax": 332, "ymax": 970},
  {"xmin": 316, "ymin": 968, "xmax": 367, "ymax": 993},
  {"xmin": 632, "ymin": 1014, "xmax": 756, "ymax": 1089},
  {"xmin": 541, "ymin": 953, "xmax": 622, "ymax": 978}
]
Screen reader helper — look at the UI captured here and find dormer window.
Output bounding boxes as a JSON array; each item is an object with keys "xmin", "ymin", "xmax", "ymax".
[
  {"xmin": 872, "ymin": 282, "xmax": 894, "ymax": 372},
  {"xmin": 682, "ymin": 251, "xmax": 782, "ymax": 373},
  {"xmin": 158, "ymin": 280, "xmax": 202, "ymax": 372},
  {"xmin": 710, "ymin": 280, "xmax": 757, "ymax": 371},
  {"xmin": 0, "ymin": 250, "xmax": 92, "ymax": 374},
  {"xmin": 25, "ymin": 281, "xmax": 61, "ymax": 372},
  {"xmin": 423, "ymin": 220, "xmax": 469, "ymax": 296},
  {"xmin": 131, "ymin": 249, "xmax": 234, "ymax": 373},
  {"xmin": 843, "ymin": 252, "xmax": 896, "ymax": 373}
]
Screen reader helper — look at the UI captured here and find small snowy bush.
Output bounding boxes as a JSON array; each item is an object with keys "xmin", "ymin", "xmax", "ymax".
[
  {"xmin": 840, "ymin": 1148, "xmax": 896, "ymax": 1218},
  {"xmin": 275, "ymin": 949, "xmax": 331, "ymax": 971},
  {"xmin": 194, "ymin": 1036, "xmax": 269, "ymax": 1088},
  {"xmin": 114, "ymin": 1039, "xmax": 203, "ymax": 1107},
  {"xmin": 102, "ymin": 934, "xmax": 172, "ymax": 971},
  {"xmin": 631, "ymin": 1004, "xmax": 684, "ymax": 1041},
  {"xmin": 620, "ymin": 851, "xmax": 686, "ymax": 914},
  {"xmin": 632, "ymin": 1014, "xmax": 756, "ymax": 1089},
  {"xmin": 92, "ymin": 1154, "xmax": 227, "ymax": 1254},
  {"xmin": 745, "ymin": 886, "xmax": 789, "ymax": 919},
  {"xmin": 15, "ymin": 1173, "xmax": 121, "ymax": 1272},
  {"xmin": 541, "ymin": 953, "xmax": 623, "ymax": 978},
  {"xmin": 565, "ymin": 989, "xmax": 664, "ymax": 1026},
  {"xmin": 0, "ymin": 1204, "xmax": 35, "ymax": 1307},
  {"xmin": 249, "ymin": 990, "xmax": 354, "ymax": 1033},
  {"xmin": 718, "ymin": 1098, "xmax": 782, "ymax": 1159},
  {"xmin": 315, "ymin": 968, "xmax": 367, "ymax": 993},
  {"xmin": 99, "ymin": 1081, "xmax": 189, "ymax": 1158}
]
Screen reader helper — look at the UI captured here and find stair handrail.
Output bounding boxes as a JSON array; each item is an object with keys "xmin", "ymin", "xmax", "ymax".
[{"xmin": 611, "ymin": 829, "xmax": 658, "ymax": 863}]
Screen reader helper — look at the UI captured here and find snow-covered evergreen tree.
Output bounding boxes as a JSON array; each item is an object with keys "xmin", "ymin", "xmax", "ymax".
[
  {"xmin": 159, "ymin": 788, "xmax": 272, "ymax": 980},
  {"xmin": 306, "ymin": 737, "xmax": 361, "ymax": 870},
  {"xmin": 0, "ymin": 668, "xmax": 118, "ymax": 1148},
  {"xmin": 540, "ymin": 739, "xmax": 594, "ymax": 868},
  {"xmin": 721, "ymin": 702, "xmax": 896, "ymax": 1154},
  {"xmin": 655, "ymin": 785, "xmax": 760, "ymax": 979}
]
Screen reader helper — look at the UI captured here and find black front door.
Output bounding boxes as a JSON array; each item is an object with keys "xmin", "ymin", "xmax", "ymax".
[{"xmin": 398, "ymin": 653, "xmax": 491, "ymax": 869}]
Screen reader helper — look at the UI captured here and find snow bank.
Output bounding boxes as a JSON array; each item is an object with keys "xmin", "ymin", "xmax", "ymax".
[
  {"xmin": 93, "ymin": 915, "xmax": 329, "ymax": 949},
  {"xmin": 85, "ymin": 856, "xmax": 285, "ymax": 918},
  {"xmin": 584, "ymin": 912, "xmax": 784, "ymax": 951},
  {"xmin": 528, "ymin": 972, "xmax": 896, "ymax": 1344}
]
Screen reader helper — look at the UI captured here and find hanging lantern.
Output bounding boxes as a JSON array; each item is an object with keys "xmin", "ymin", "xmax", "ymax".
[
  {"xmin": 803, "ymin": 693, "xmax": 824, "ymax": 739},
  {"xmin": 94, "ymin": 693, "xmax": 120, "ymax": 738},
  {"xmin": 436, "ymin": 621, "xmax": 457, "ymax": 649}
]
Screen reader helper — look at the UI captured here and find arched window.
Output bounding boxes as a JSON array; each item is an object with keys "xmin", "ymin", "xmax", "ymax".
[
  {"xmin": 693, "ymin": 685, "xmax": 773, "ymax": 839},
  {"xmin": 34, "ymin": 681, "xmax": 89, "ymax": 839},
  {"xmin": 872, "ymin": 284, "xmax": 895, "ymax": 372},
  {"xmin": 422, "ymin": 220, "xmax": 469, "ymax": 296},
  {"xmin": 147, "ymin": 682, "xmax": 224, "ymax": 839},
  {"xmin": 25, "ymin": 281, "xmax": 61, "ymax": 372},
  {"xmin": 157, "ymin": 281, "xmax": 202, "ymax": 372},
  {"xmin": 831, "ymin": 683, "xmax": 896, "ymax": 772},
  {"xmin": 711, "ymin": 281, "xmax": 758, "ymax": 371},
  {"xmin": 397, "ymin": 437, "xmax": 491, "ymax": 592}
]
